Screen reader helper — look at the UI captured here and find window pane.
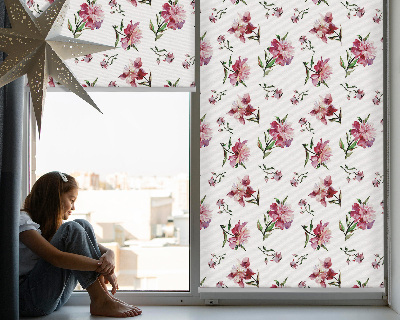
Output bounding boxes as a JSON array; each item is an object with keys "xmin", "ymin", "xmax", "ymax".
[
  {"xmin": 34, "ymin": 92, "xmax": 189, "ymax": 291},
  {"xmin": 200, "ymin": 1, "xmax": 384, "ymax": 289}
]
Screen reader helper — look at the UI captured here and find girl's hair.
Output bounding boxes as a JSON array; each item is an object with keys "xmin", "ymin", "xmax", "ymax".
[{"xmin": 22, "ymin": 171, "xmax": 78, "ymax": 241}]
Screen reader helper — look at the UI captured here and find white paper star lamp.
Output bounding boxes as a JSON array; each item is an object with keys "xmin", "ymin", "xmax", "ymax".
[{"xmin": 0, "ymin": 0, "xmax": 114, "ymax": 134}]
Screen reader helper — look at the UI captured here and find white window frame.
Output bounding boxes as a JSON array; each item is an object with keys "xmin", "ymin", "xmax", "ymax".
[{"xmin": 20, "ymin": 0, "xmax": 400, "ymax": 311}]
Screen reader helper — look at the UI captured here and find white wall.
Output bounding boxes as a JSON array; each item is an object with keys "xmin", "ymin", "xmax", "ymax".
[{"xmin": 389, "ymin": 0, "xmax": 400, "ymax": 313}]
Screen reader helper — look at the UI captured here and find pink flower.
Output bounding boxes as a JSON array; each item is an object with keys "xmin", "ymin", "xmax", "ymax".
[
  {"xmin": 351, "ymin": 121, "xmax": 376, "ymax": 148},
  {"xmin": 217, "ymin": 35, "xmax": 225, "ymax": 44},
  {"xmin": 128, "ymin": 0, "xmax": 137, "ymax": 6},
  {"xmin": 108, "ymin": 81, "xmax": 117, "ymax": 87},
  {"xmin": 164, "ymin": 53, "xmax": 174, "ymax": 63},
  {"xmin": 274, "ymin": 7, "xmax": 283, "ymax": 17},
  {"xmin": 372, "ymin": 96, "xmax": 381, "ymax": 105},
  {"xmin": 216, "ymin": 199, "xmax": 225, "ymax": 208},
  {"xmin": 350, "ymin": 202, "xmax": 376, "ymax": 230},
  {"xmin": 200, "ymin": 202, "xmax": 212, "ymax": 230},
  {"xmin": 372, "ymin": 178, "xmax": 380, "ymax": 187},
  {"xmin": 27, "ymin": 0, "xmax": 34, "ymax": 8},
  {"xmin": 309, "ymin": 12, "xmax": 338, "ymax": 43},
  {"xmin": 299, "ymin": 36, "xmax": 307, "ymax": 44},
  {"xmin": 274, "ymin": 89, "xmax": 283, "ymax": 99},
  {"xmin": 209, "ymin": 96, "xmax": 216, "ymax": 105},
  {"xmin": 299, "ymin": 199, "xmax": 307, "ymax": 207},
  {"xmin": 268, "ymin": 202, "xmax": 294, "ymax": 230},
  {"xmin": 161, "ymin": 2, "xmax": 186, "ymax": 30},
  {"xmin": 227, "ymin": 175, "xmax": 255, "ymax": 207},
  {"xmin": 227, "ymin": 11, "xmax": 257, "ymax": 43},
  {"xmin": 310, "ymin": 94, "xmax": 338, "ymax": 125},
  {"xmin": 118, "ymin": 58, "xmax": 147, "ymax": 87},
  {"xmin": 227, "ymin": 93, "xmax": 256, "ymax": 125},
  {"xmin": 309, "ymin": 257, "xmax": 337, "ymax": 288},
  {"xmin": 228, "ymin": 221, "xmax": 250, "ymax": 250},
  {"xmin": 209, "ymin": 14, "xmax": 216, "ymax": 23},
  {"xmin": 372, "ymin": 260, "xmax": 379, "ymax": 269},
  {"xmin": 182, "ymin": 61, "xmax": 190, "ymax": 69},
  {"xmin": 356, "ymin": 89, "xmax": 365, "ymax": 100},
  {"xmin": 291, "ymin": 96, "xmax": 299, "ymax": 105},
  {"xmin": 269, "ymin": 120, "xmax": 294, "ymax": 148},
  {"xmin": 273, "ymin": 171, "xmax": 282, "ymax": 181},
  {"xmin": 121, "ymin": 21, "xmax": 142, "ymax": 50},
  {"xmin": 356, "ymin": 7, "xmax": 365, "ymax": 17},
  {"xmin": 311, "ymin": 58, "xmax": 332, "ymax": 86},
  {"xmin": 82, "ymin": 54, "xmax": 93, "ymax": 63},
  {"xmin": 200, "ymin": 39, "xmax": 213, "ymax": 66},
  {"xmin": 109, "ymin": 0, "xmax": 117, "ymax": 8},
  {"xmin": 355, "ymin": 253, "xmax": 364, "ymax": 263},
  {"xmin": 298, "ymin": 281, "xmax": 307, "ymax": 288},
  {"xmin": 100, "ymin": 60, "xmax": 107, "ymax": 68},
  {"xmin": 299, "ymin": 118, "xmax": 307, "ymax": 125},
  {"xmin": 351, "ymin": 38, "xmax": 376, "ymax": 67},
  {"xmin": 268, "ymin": 38, "xmax": 295, "ymax": 66},
  {"xmin": 310, "ymin": 221, "xmax": 331, "ymax": 250},
  {"xmin": 273, "ymin": 252, "xmax": 282, "ymax": 263},
  {"xmin": 355, "ymin": 171, "xmax": 364, "ymax": 181},
  {"xmin": 373, "ymin": 15, "xmax": 381, "ymax": 23},
  {"xmin": 227, "ymin": 258, "xmax": 255, "ymax": 288},
  {"xmin": 208, "ymin": 177, "xmax": 216, "ymax": 187},
  {"xmin": 216, "ymin": 281, "xmax": 225, "ymax": 288},
  {"xmin": 291, "ymin": 260, "xmax": 298, "ymax": 269},
  {"xmin": 48, "ymin": 76, "xmax": 55, "ymax": 87},
  {"xmin": 208, "ymin": 259, "xmax": 216, "ymax": 268},
  {"xmin": 309, "ymin": 176, "xmax": 338, "ymax": 207},
  {"xmin": 311, "ymin": 139, "xmax": 332, "ymax": 169},
  {"xmin": 217, "ymin": 117, "xmax": 225, "ymax": 126},
  {"xmin": 291, "ymin": 15, "xmax": 299, "ymax": 23},
  {"xmin": 200, "ymin": 120, "xmax": 212, "ymax": 148},
  {"xmin": 79, "ymin": 2, "xmax": 104, "ymax": 30},
  {"xmin": 228, "ymin": 57, "xmax": 250, "ymax": 86},
  {"xmin": 229, "ymin": 139, "xmax": 250, "ymax": 168}
]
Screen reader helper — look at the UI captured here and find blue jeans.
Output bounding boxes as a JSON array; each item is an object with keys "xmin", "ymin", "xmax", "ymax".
[{"xmin": 19, "ymin": 219, "xmax": 101, "ymax": 317}]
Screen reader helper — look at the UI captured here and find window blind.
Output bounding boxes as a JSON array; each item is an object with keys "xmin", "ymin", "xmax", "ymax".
[
  {"xmin": 26, "ymin": 0, "xmax": 195, "ymax": 88},
  {"xmin": 200, "ymin": 0, "xmax": 384, "ymax": 289}
]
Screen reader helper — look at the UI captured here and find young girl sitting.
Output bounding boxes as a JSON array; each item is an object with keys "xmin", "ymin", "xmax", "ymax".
[{"xmin": 19, "ymin": 171, "xmax": 142, "ymax": 317}]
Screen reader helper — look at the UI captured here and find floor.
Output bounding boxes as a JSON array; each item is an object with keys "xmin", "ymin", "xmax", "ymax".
[{"xmin": 20, "ymin": 305, "xmax": 400, "ymax": 320}]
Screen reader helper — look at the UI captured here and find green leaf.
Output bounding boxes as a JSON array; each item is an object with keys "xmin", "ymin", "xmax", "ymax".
[
  {"xmin": 257, "ymin": 220, "xmax": 262, "ymax": 232},
  {"xmin": 339, "ymin": 138, "xmax": 344, "ymax": 150},
  {"xmin": 345, "ymin": 233, "xmax": 354, "ymax": 241},
  {"xmin": 304, "ymin": 232, "xmax": 309, "ymax": 248},
  {"xmin": 149, "ymin": 20, "xmax": 155, "ymax": 32},
  {"xmin": 228, "ymin": 219, "xmax": 231, "ymax": 231},
  {"xmin": 258, "ymin": 56, "xmax": 264, "ymax": 68},
  {"xmin": 266, "ymin": 222, "xmax": 275, "ymax": 232},
  {"xmin": 349, "ymin": 223, "xmax": 357, "ymax": 232},
  {"xmin": 339, "ymin": 221, "xmax": 345, "ymax": 232},
  {"xmin": 304, "ymin": 150, "xmax": 310, "ymax": 167}
]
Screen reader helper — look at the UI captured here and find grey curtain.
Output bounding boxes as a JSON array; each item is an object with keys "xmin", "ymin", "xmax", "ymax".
[{"xmin": 0, "ymin": 1, "xmax": 25, "ymax": 318}]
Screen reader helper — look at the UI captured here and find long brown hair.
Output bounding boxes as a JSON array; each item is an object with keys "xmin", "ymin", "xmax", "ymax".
[{"xmin": 22, "ymin": 172, "xmax": 78, "ymax": 241}]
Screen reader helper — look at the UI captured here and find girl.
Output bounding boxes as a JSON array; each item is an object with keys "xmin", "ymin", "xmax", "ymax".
[{"xmin": 19, "ymin": 171, "xmax": 142, "ymax": 317}]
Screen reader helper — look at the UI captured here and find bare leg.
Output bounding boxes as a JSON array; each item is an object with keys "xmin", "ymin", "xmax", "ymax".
[
  {"xmin": 87, "ymin": 278, "xmax": 141, "ymax": 317},
  {"xmin": 98, "ymin": 276, "xmax": 142, "ymax": 315}
]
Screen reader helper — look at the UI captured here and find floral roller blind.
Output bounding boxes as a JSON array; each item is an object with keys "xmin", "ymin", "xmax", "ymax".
[
  {"xmin": 26, "ymin": 0, "xmax": 195, "ymax": 88},
  {"xmin": 200, "ymin": 0, "xmax": 384, "ymax": 289}
]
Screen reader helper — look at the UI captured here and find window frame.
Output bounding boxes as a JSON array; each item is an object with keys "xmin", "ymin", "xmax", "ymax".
[{"xmin": 20, "ymin": 0, "xmax": 392, "ymax": 307}]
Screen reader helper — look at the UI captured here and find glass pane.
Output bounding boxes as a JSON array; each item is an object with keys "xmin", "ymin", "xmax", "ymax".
[{"xmin": 34, "ymin": 92, "xmax": 189, "ymax": 291}]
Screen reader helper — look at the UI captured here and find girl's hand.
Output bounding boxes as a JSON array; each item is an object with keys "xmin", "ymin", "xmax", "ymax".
[
  {"xmin": 96, "ymin": 250, "xmax": 115, "ymax": 275},
  {"xmin": 104, "ymin": 273, "xmax": 119, "ymax": 295}
]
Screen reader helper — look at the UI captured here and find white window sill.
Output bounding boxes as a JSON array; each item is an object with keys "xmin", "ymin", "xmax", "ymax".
[{"xmin": 20, "ymin": 305, "xmax": 399, "ymax": 320}]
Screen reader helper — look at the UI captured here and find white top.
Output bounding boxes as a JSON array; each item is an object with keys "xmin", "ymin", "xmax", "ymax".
[{"xmin": 19, "ymin": 211, "xmax": 41, "ymax": 277}]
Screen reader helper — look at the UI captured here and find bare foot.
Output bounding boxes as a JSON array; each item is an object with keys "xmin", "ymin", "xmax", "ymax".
[
  {"xmin": 90, "ymin": 295, "xmax": 140, "ymax": 318},
  {"xmin": 98, "ymin": 276, "xmax": 142, "ymax": 316}
]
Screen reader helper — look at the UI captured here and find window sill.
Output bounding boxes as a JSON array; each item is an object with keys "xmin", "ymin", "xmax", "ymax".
[{"xmin": 21, "ymin": 305, "xmax": 399, "ymax": 320}]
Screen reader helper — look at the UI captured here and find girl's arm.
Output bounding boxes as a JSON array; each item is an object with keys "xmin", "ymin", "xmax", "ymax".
[
  {"xmin": 97, "ymin": 243, "xmax": 115, "ymax": 275},
  {"xmin": 20, "ymin": 230, "xmax": 102, "ymax": 272}
]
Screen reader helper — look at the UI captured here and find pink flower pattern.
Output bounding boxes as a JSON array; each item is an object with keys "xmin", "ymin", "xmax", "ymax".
[
  {"xmin": 121, "ymin": 21, "xmax": 142, "ymax": 50},
  {"xmin": 198, "ymin": 0, "xmax": 383, "ymax": 288},
  {"xmin": 161, "ymin": 2, "xmax": 186, "ymax": 30},
  {"xmin": 79, "ymin": 2, "xmax": 105, "ymax": 30}
]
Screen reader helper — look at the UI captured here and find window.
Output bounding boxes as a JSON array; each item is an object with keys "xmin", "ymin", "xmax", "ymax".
[{"xmin": 28, "ymin": 91, "xmax": 191, "ymax": 291}]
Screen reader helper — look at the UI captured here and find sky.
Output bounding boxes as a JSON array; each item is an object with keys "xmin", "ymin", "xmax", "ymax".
[{"xmin": 35, "ymin": 91, "xmax": 190, "ymax": 177}]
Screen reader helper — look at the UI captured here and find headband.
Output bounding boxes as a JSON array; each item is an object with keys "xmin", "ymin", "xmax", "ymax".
[{"xmin": 58, "ymin": 172, "xmax": 68, "ymax": 182}]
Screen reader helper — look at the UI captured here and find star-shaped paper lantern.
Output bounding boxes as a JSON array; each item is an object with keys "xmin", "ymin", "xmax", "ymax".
[{"xmin": 0, "ymin": 0, "xmax": 114, "ymax": 133}]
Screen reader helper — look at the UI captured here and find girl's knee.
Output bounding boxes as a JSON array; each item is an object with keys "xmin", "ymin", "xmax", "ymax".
[
  {"xmin": 73, "ymin": 219, "xmax": 94, "ymax": 233},
  {"xmin": 59, "ymin": 220, "xmax": 85, "ymax": 235}
]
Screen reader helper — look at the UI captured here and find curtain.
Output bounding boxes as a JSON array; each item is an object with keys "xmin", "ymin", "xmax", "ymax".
[
  {"xmin": 200, "ymin": 0, "xmax": 384, "ymax": 289},
  {"xmin": 0, "ymin": 2, "xmax": 25, "ymax": 318}
]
